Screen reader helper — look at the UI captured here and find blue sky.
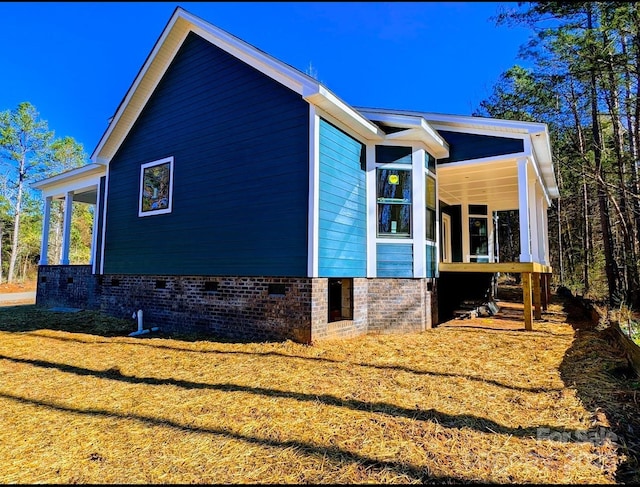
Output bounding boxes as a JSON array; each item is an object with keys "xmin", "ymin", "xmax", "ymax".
[{"xmin": 1, "ymin": 2, "xmax": 532, "ymax": 160}]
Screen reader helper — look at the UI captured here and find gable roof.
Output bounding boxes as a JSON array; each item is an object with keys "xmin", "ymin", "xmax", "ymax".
[
  {"xmin": 88, "ymin": 6, "xmax": 556, "ymax": 201},
  {"xmin": 90, "ymin": 6, "xmax": 386, "ymax": 165}
]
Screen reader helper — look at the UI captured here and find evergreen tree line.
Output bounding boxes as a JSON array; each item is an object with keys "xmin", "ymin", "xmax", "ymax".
[
  {"xmin": 476, "ymin": 2, "xmax": 640, "ymax": 308},
  {"xmin": 0, "ymin": 102, "xmax": 92, "ymax": 284}
]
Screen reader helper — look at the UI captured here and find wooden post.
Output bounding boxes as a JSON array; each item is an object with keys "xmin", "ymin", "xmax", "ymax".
[
  {"xmin": 532, "ymin": 273, "xmax": 542, "ymax": 320},
  {"xmin": 540, "ymin": 273, "xmax": 549, "ymax": 310},
  {"xmin": 522, "ymin": 272, "xmax": 533, "ymax": 331}
]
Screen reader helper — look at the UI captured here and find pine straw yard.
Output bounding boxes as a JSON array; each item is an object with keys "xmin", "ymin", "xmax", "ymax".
[{"xmin": 0, "ymin": 289, "xmax": 638, "ymax": 484}]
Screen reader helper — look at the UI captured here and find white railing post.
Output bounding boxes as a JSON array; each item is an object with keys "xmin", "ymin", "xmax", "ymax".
[{"xmin": 60, "ymin": 191, "xmax": 74, "ymax": 265}]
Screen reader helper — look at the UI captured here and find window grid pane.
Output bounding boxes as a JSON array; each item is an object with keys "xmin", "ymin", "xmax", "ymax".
[{"xmin": 377, "ymin": 168, "xmax": 412, "ymax": 237}]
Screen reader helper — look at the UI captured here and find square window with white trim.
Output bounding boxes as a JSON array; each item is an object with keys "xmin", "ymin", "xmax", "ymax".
[{"xmin": 139, "ymin": 157, "xmax": 174, "ymax": 217}]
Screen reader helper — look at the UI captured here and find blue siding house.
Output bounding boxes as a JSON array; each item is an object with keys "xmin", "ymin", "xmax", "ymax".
[{"xmin": 32, "ymin": 7, "xmax": 560, "ymax": 342}]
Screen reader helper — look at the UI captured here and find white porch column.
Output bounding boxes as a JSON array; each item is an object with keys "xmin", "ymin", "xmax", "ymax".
[
  {"xmin": 90, "ymin": 182, "xmax": 102, "ymax": 271},
  {"xmin": 39, "ymin": 196, "xmax": 53, "ymax": 265},
  {"xmin": 518, "ymin": 157, "xmax": 532, "ymax": 262},
  {"xmin": 541, "ymin": 199, "xmax": 550, "ymax": 265},
  {"xmin": 529, "ymin": 179, "xmax": 540, "ymax": 263},
  {"xmin": 535, "ymin": 191, "xmax": 546, "ymax": 264},
  {"xmin": 461, "ymin": 200, "xmax": 470, "ymax": 262},
  {"xmin": 412, "ymin": 148, "xmax": 426, "ymax": 277},
  {"xmin": 60, "ymin": 191, "xmax": 74, "ymax": 265},
  {"xmin": 89, "ymin": 205, "xmax": 98, "ymax": 267}
]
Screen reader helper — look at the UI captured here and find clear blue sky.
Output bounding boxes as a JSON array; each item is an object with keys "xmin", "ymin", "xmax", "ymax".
[{"xmin": 1, "ymin": 2, "xmax": 531, "ymax": 160}]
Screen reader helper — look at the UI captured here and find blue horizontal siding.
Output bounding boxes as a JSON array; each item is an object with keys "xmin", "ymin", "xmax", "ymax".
[
  {"xmin": 318, "ymin": 119, "xmax": 366, "ymax": 277},
  {"xmin": 377, "ymin": 243, "xmax": 413, "ymax": 277},
  {"xmin": 103, "ymin": 32, "xmax": 309, "ymax": 276},
  {"xmin": 437, "ymin": 131, "xmax": 524, "ymax": 164}
]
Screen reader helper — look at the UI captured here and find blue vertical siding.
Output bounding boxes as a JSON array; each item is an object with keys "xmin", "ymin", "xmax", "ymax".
[
  {"xmin": 376, "ymin": 243, "xmax": 413, "ymax": 277},
  {"xmin": 103, "ymin": 32, "xmax": 310, "ymax": 276},
  {"xmin": 318, "ymin": 119, "xmax": 367, "ymax": 277}
]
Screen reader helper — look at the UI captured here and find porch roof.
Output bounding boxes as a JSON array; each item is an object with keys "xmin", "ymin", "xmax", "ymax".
[
  {"xmin": 29, "ymin": 163, "xmax": 105, "ymax": 203},
  {"xmin": 357, "ymin": 107, "xmax": 559, "ymax": 208}
]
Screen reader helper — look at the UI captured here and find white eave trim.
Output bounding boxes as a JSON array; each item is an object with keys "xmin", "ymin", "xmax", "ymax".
[
  {"xmin": 530, "ymin": 129, "xmax": 559, "ymax": 199},
  {"xmin": 90, "ymin": 7, "xmax": 324, "ymax": 164},
  {"xmin": 30, "ymin": 163, "xmax": 106, "ymax": 191},
  {"xmin": 424, "ymin": 114, "xmax": 559, "ymax": 200},
  {"xmin": 304, "ymin": 87, "xmax": 384, "ymax": 141},
  {"xmin": 418, "ymin": 111, "xmax": 549, "ymax": 134},
  {"xmin": 356, "ymin": 109, "xmax": 449, "ymax": 158}
]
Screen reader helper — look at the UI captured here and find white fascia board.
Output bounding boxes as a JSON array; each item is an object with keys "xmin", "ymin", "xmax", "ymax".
[
  {"xmin": 188, "ymin": 13, "xmax": 316, "ymax": 95},
  {"xmin": 530, "ymin": 130, "xmax": 559, "ymax": 199},
  {"xmin": 304, "ymin": 87, "xmax": 384, "ymax": 141},
  {"xmin": 422, "ymin": 112, "xmax": 549, "ymax": 134},
  {"xmin": 523, "ymin": 137, "xmax": 555, "ymax": 206},
  {"xmin": 35, "ymin": 177, "xmax": 102, "ymax": 200},
  {"xmin": 430, "ymin": 121, "xmax": 559, "ymax": 200},
  {"xmin": 30, "ymin": 164, "xmax": 106, "ymax": 193},
  {"xmin": 384, "ymin": 126, "xmax": 449, "ymax": 158},
  {"xmin": 91, "ymin": 7, "xmax": 321, "ymax": 164},
  {"xmin": 90, "ymin": 11, "xmax": 187, "ymax": 163},
  {"xmin": 357, "ymin": 109, "xmax": 449, "ymax": 158}
]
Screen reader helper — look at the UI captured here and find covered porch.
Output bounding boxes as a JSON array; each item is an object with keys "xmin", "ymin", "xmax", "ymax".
[
  {"xmin": 439, "ymin": 262, "xmax": 553, "ymax": 331},
  {"xmin": 30, "ymin": 163, "xmax": 106, "ymax": 270},
  {"xmin": 431, "ymin": 116, "xmax": 560, "ymax": 331}
]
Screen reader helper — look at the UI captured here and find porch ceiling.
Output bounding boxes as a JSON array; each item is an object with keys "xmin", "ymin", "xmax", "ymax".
[{"xmin": 437, "ymin": 159, "xmax": 519, "ymax": 211}]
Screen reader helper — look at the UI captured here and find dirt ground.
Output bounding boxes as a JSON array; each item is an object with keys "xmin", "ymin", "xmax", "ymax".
[{"xmin": 0, "ymin": 280, "xmax": 37, "ymax": 293}]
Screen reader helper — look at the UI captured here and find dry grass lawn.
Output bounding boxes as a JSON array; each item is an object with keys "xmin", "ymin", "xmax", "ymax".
[{"xmin": 0, "ymin": 290, "xmax": 637, "ymax": 484}]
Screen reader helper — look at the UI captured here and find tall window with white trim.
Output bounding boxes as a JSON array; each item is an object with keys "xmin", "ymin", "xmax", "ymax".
[{"xmin": 375, "ymin": 145, "xmax": 413, "ymax": 238}]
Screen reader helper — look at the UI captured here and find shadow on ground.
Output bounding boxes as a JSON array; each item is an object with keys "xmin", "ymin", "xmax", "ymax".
[
  {"xmin": 0, "ymin": 305, "xmax": 280, "ymax": 344},
  {"xmin": 0, "ymin": 305, "xmax": 134, "ymax": 337},
  {"xmin": 3, "ymin": 294, "xmax": 640, "ymax": 482},
  {"xmin": 556, "ymin": 293, "xmax": 640, "ymax": 484}
]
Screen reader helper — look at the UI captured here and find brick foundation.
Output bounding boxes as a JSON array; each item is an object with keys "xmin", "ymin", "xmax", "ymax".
[
  {"xmin": 310, "ymin": 278, "xmax": 369, "ymax": 340},
  {"xmin": 36, "ymin": 265, "xmax": 99, "ymax": 309},
  {"xmin": 367, "ymin": 278, "xmax": 434, "ymax": 334},
  {"xmin": 36, "ymin": 267, "xmax": 435, "ymax": 343},
  {"xmin": 98, "ymin": 275, "xmax": 314, "ymax": 343}
]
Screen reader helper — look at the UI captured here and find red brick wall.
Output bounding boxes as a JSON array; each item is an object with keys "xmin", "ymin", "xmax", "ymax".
[
  {"xmin": 36, "ymin": 268, "xmax": 436, "ymax": 343},
  {"xmin": 99, "ymin": 275, "xmax": 314, "ymax": 343}
]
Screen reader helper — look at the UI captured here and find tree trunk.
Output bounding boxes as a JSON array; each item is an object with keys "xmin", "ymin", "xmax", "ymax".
[
  {"xmin": 587, "ymin": 7, "xmax": 619, "ymax": 303},
  {"xmin": 602, "ymin": 31, "xmax": 640, "ymax": 305},
  {"xmin": 7, "ymin": 153, "xmax": 25, "ymax": 283},
  {"xmin": 567, "ymin": 77, "xmax": 590, "ymax": 293},
  {"xmin": 621, "ymin": 35, "xmax": 640, "ymax": 259}
]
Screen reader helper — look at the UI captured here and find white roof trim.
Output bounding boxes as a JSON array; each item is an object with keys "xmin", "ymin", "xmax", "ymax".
[
  {"xmin": 358, "ymin": 107, "xmax": 559, "ymax": 199},
  {"xmin": 91, "ymin": 7, "xmax": 381, "ymax": 163},
  {"xmin": 30, "ymin": 163, "xmax": 106, "ymax": 199},
  {"xmin": 30, "ymin": 163, "xmax": 105, "ymax": 191},
  {"xmin": 357, "ymin": 109, "xmax": 449, "ymax": 158},
  {"xmin": 304, "ymin": 87, "xmax": 384, "ymax": 141}
]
